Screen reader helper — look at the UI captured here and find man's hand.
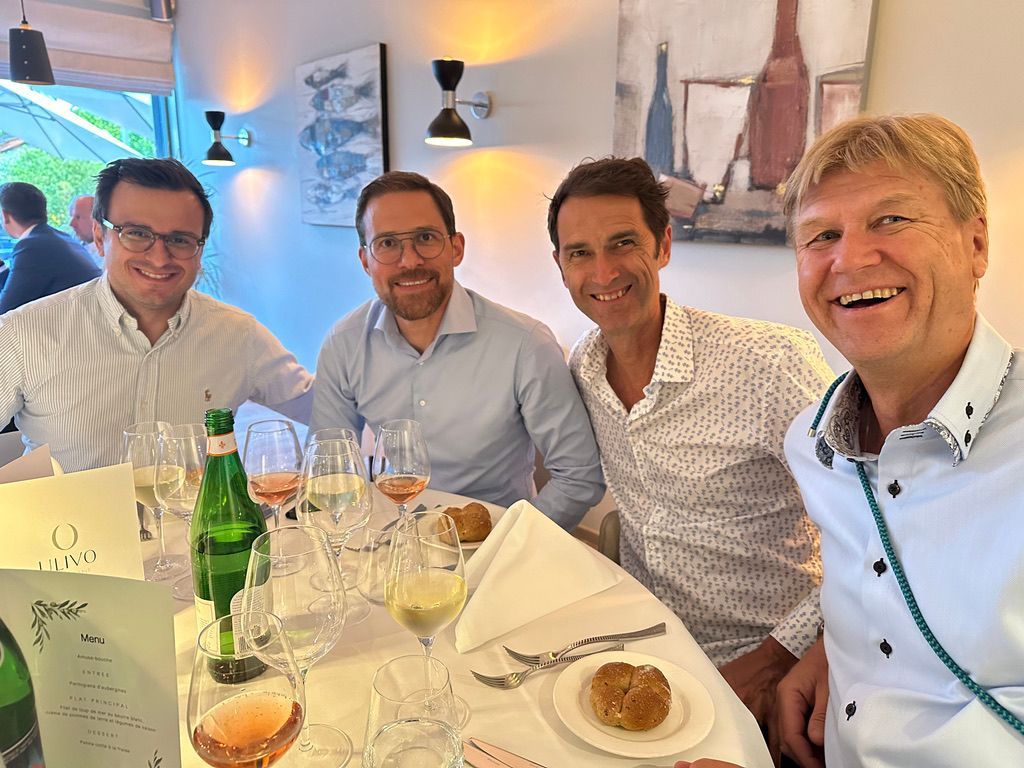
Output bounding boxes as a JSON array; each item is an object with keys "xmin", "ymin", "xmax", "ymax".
[
  {"xmin": 719, "ymin": 636, "xmax": 798, "ymax": 731},
  {"xmin": 775, "ymin": 636, "xmax": 828, "ymax": 768}
]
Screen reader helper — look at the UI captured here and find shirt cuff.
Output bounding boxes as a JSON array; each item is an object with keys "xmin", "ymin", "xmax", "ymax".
[{"xmin": 770, "ymin": 587, "xmax": 822, "ymax": 658}]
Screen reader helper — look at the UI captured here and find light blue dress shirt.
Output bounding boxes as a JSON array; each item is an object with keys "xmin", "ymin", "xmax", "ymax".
[{"xmin": 311, "ymin": 282, "xmax": 604, "ymax": 529}]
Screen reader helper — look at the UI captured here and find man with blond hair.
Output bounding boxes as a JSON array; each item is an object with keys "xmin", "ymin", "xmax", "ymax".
[{"xmin": 769, "ymin": 113, "xmax": 1024, "ymax": 766}]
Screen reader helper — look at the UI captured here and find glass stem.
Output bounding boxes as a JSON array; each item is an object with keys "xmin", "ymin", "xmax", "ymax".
[
  {"xmin": 398, "ymin": 502, "xmax": 407, "ymax": 517},
  {"xmin": 419, "ymin": 635, "xmax": 436, "ymax": 658},
  {"xmin": 297, "ymin": 666, "xmax": 313, "ymax": 751},
  {"xmin": 154, "ymin": 506, "xmax": 167, "ymax": 565}
]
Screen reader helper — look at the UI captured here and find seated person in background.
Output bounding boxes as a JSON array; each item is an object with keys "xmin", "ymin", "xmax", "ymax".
[
  {"xmin": 0, "ymin": 158, "xmax": 313, "ymax": 472},
  {"xmin": 775, "ymin": 114, "xmax": 1024, "ymax": 767},
  {"xmin": 547, "ymin": 157, "xmax": 833, "ymax": 732},
  {"xmin": 0, "ymin": 182, "xmax": 100, "ymax": 314},
  {"xmin": 69, "ymin": 193, "xmax": 102, "ymax": 266},
  {"xmin": 311, "ymin": 171, "xmax": 605, "ymax": 529}
]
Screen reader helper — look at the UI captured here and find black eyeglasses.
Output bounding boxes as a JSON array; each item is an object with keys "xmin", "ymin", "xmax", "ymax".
[
  {"xmin": 102, "ymin": 219, "xmax": 205, "ymax": 259},
  {"xmin": 366, "ymin": 228, "xmax": 451, "ymax": 264}
]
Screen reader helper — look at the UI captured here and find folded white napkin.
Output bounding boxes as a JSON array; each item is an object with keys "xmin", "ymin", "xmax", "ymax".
[{"xmin": 454, "ymin": 500, "xmax": 623, "ymax": 652}]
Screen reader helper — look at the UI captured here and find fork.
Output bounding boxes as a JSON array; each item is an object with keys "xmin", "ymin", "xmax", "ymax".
[
  {"xmin": 502, "ymin": 621, "xmax": 666, "ymax": 667},
  {"xmin": 137, "ymin": 504, "xmax": 153, "ymax": 541},
  {"xmin": 471, "ymin": 642, "xmax": 624, "ymax": 689}
]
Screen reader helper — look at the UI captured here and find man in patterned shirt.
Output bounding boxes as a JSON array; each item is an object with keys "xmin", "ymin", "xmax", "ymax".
[{"xmin": 548, "ymin": 157, "xmax": 833, "ymax": 733}]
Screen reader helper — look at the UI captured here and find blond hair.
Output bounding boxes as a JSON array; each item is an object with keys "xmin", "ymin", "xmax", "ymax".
[{"xmin": 783, "ymin": 114, "xmax": 986, "ymax": 235}]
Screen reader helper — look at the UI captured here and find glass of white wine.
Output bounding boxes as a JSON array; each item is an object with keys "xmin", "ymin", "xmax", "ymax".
[
  {"xmin": 362, "ymin": 655, "xmax": 462, "ymax": 768},
  {"xmin": 386, "ymin": 510, "xmax": 469, "ymax": 725},
  {"xmin": 123, "ymin": 420, "xmax": 186, "ymax": 581},
  {"xmin": 155, "ymin": 423, "xmax": 206, "ymax": 601},
  {"xmin": 372, "ymin": 419, "xmax": 429, "ymax": 517},
  {"xmin": 188, "ymin": 610, "xmax": 305, "ymax": 768},
  {"xmin": 302, "ymin": 436, "xmax": 373, "ymax": 625}
]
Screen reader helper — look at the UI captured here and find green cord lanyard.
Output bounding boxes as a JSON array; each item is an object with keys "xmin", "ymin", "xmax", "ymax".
[{"xmin": 811, "ymin": 373, "xmax": 1024, "ymax": 738}]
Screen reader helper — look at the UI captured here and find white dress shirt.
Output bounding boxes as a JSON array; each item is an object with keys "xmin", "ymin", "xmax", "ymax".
[
  {"xmin": 0, "ymin": 276, "xmax": 313, "ymax": 472},
  {"xmin": 571, "ymin": 297, "xmax": 833, "ymax": 664},
  {"xmin": 785, "ymin": 314, "xmax": 1024, "ymax": 766}
]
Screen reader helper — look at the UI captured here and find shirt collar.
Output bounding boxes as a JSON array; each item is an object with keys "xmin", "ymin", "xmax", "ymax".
[
  {"xmin": 575, "ymin": 295, "xmax": 694, "ymax": 386},
  {"xmin": 373, "ymin": 281, "xmax": 477, "ymax": 354},
  {"xmin": 17, "ymin": 223, "xmax": 38, "ymax": 239},
  {"xmin": 96, "ymin": 273, "xmax": 191, "ymax": 336},
  {"xmin": 816, "ymin": 314, "xmax": 1013, "ymax": 467}
]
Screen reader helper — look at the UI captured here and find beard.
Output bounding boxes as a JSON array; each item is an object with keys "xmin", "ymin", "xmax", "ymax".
[{"xmin": 380, "ymin": 268, "xmax": 450, "ymax": 321}]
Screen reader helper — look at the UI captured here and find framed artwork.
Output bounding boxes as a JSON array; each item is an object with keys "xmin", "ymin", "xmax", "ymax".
[
  {"xmin": 295, "ymin": 43, "xmax": 389, "ymax": 227},
  {"xmin": 614, "ymin": 0, "xmax": 876, "ymax": 245}
]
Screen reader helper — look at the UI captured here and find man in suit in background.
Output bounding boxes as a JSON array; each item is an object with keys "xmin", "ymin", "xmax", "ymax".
[
  {"xmin": 0, "ymin": 182, "xmax": 100, "ymax": 314},
  {"xmin": 69, "ymin": 193, "xmax": 102, "ymax": 266}
]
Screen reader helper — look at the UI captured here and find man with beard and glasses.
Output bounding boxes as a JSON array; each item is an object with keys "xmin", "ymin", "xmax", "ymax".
[{"xmin": 310, "ymin": 171, "xmax": 604, "ymax": 529}]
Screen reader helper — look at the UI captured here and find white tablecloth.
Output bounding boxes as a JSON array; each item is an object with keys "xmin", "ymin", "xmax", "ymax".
[{"xmin": 159, "ymin": 490, "xmax": 771, "ymax": 767}]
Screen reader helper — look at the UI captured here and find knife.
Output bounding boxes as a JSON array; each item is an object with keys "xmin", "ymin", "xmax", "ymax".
[
  {"xmin": 467, "ymin": 738, "xmax": 548, "ymax": 768},
  {"xmin": 463, "ymin": 740, "xmax": 510, "ymax": 768}
]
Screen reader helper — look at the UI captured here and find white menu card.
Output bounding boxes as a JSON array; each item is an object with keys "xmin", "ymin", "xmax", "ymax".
[
  {"xmin": 0, "ymin": 463, "xmax": 142, "ymax": 579},
  {"xmin": 0, "ymin": 568, "xmax": 180, "ymax": 767}
]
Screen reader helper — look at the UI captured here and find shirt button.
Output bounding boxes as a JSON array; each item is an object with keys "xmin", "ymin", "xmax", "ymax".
[
  {"xmin": 845, "ymin": 701, "xmax": 857, "ymax": 720},
  {"xmin": 417, "ymin": 361, "xmax": 424, "ymax": 366},
  {"xmin": 880, "ymin": 639, "xmax": 892, "ymax": 658},
  {"xmin": 873, "ymin": 558, "xmax": 887, "ymax": 576},
  {"xmin": 418, "ymin": 400, "xmax": 426, "ymax": 407},
  {"xmin": 887, "ymin": 480, "xmax": 901, "ymax": 497}
]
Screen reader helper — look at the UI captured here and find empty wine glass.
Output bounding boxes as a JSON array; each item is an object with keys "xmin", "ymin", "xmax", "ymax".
[
  {"xmin": 244, "ymin": 420, "xmax": 302, "ymax": 573},
  {"xmin": 123, "ymin": 420, "xmax": 187, "ymax": 581},
  {"xmin": 372, "ymin": 419, "xmax": 429, "ymax": 517},
  {"xmin": 362, "ymin": 655, "xmax": 462, "ymax": 768},
  {"xmin": 188, "ymin": 610, "xmax": 305, "ymax": 768},
  {"xmin": 302, "ymin": 437, "xmax": 373, "ymax": 625},
  {"xmin": 243, "ymin": 525, "xmax": 350, "ymax": 768},
  {"xmin": 155, "ymin": 423, "xmax": 206, "ymax": 601}
]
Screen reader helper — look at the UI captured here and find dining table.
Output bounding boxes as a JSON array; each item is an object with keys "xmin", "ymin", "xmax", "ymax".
[{"xmin": 156, "ymin": 488, "xmax": 773, "ymax": 768}]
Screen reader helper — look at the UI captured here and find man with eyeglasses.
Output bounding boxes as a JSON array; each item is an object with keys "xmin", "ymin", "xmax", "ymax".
[
  {"xmin": 311, "ymin": 171, "xmax": 604, "ymax": 529},
  {"xmin": 0, "ymin": 182, "xmax": 100, "ymax": 314},
  {"xmin": 0, "ymin": 158, "xmax": 313, "ymax": 473}
]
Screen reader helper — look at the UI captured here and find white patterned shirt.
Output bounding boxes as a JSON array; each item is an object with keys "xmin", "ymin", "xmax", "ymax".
[
  {"xmin": 570, "ymin": 297, "xmax": 833, "ymax": 665},
  {"xmin": 0, "ymin": 276, "xmax": 313, "ymax": 472},
  {"xmin": 786, "ymin": 315, "xmax": 1024, "ymax": 766}
]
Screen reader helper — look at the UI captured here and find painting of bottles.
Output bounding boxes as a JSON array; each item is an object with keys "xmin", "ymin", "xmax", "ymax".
[
  {"xmin": 614, "ymin": 0, "xmax": 875, "ymax": 245},
  {"xmin": 295, "ymin": 43, "xmax": 389, "ymax": 226}
]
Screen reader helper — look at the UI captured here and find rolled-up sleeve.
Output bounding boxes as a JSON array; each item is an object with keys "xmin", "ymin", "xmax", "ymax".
[{"xmin": 517, "ymin": 322, "xmax": 605, "ymax": 529}]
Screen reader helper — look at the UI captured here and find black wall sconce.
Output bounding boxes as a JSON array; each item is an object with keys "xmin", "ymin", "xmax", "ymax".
[
  {"xmin": 425, "ymin": 58, "xmax": 492, "ymax": 147},
  {"xmin": 202, "ymin": 110, "xmax": 252, "ymax": 167}
]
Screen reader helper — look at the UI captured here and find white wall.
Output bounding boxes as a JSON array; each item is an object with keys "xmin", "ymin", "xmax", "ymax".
[{"xmin": 172, "ymin": 0, "xmax": 1024, "ymax": 398}]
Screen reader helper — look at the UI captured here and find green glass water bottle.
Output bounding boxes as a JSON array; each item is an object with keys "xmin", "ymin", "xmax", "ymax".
[
  {"xmin": 190, "ymin": 408, "xmax": 268, "ymax": 682},
  {"xmin": 0, "ymin": 616, "xmax": 45, "ymax": 767}
]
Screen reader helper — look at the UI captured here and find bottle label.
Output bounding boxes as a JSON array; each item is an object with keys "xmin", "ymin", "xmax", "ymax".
[
  {"xmin": 194, "ymin": 595, "xmax": 216, "ymax": 635},
  {"xmin": 207, "ymin": 432, "xmax": 237, "ymax": 456}
]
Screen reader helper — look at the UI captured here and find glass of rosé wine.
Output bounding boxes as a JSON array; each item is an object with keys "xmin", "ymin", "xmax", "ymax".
[
  {"xmin": 188, "ymin": 610, "xmax": 305, "ymax": 768},
  {"xmin": 372, "ymin": 419, "xmax": 430, "ymax": 517},
  {"xmin": 243, "ymin": 419, "xmax": 303, "ymax": 574}
]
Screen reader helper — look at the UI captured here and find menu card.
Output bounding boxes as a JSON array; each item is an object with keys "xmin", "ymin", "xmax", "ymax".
[
  {"xmin": 0, "ymin": 463, "xmax": 143, "ymax": 579},
  {"xmin": 0, "ymin": 568, "xmax": 180, "ymax": 767},
  {"xmin": 0, "ymin": 443, "xmax": 55, "ymax": 484}
]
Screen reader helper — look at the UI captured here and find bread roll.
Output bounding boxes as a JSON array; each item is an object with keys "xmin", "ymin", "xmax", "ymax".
[
  {"xmin": 440, "ymin": 502, "xmax": 492, "ymax": 542},
  {"xmin": 589, "ymin": 661, "xmax": 671, "ymax": 731}
]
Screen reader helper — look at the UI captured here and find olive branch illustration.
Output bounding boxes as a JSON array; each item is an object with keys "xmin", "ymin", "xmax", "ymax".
[
  {"xmin": 30, "ymin": 599, "xmax": 88, "ymax": 652},
  {"xmin": 148, "ymin": 748, "xmax": 163, "ymax": 768}
]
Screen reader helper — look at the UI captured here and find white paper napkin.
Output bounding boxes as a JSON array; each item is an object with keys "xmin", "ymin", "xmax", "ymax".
[{"xmin": 454, "ymin": 500, "xmax": 623, "ymax": 652}]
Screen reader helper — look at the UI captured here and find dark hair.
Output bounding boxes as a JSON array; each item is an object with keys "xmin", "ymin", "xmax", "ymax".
[
  {"xmin": 354, "ymin": 171, "xmax": 456, "ymax": 244},
  {"xmin": 0, "ymin": 182, "xmax": 47, "ymax": 226},
  {"xmin": 547, "ymin": 157, "xmax": 669, "ymax": 250},
  {"xmin": 94, "ymin": 158, "xmax": 214, "ymax": 237}
]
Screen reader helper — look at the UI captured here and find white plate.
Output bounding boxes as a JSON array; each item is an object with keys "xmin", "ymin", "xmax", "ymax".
[
  {"xmin": 411, "ymin": 490, "xmax": 504, "ymax": 552},
  {"xmin": 552, "ymin": 651, "xmax": 715, "ymax": 759}
]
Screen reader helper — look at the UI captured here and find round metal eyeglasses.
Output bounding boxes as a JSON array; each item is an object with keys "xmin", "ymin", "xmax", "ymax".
[
  {"xmin": 102, "ymin": 219, "xmax": 205, "ymax": 259},
  {"xmin": 367, "ymin": 228, "xmax": 450, "ymax": 264}
]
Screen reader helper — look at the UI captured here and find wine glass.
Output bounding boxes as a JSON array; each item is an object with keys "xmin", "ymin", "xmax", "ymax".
[
  {"xmin": 243, "ymin": 419, "xmax": 302, "ymax": 573},
  {"xmin": 188, "ymin": 610, "xmax": 305, "ymax": 768},
  {"xmin": 122, "ymin": 420, "xmax": 187, "ymax": 581},
  {"xmin": 242, "ymin": 525, "xmax": 351, "ymax": 768},
  {"xmin": 302, "ymin": 437, "xmax": 373, "ymax": 625},
  {"xmin": 362, "ymin": 655, "xmax": 462, "ymax": 768},
  {"xmin": 155, "ymin": 423, "xmax": 206, "ymax": 601},
  {"xmin": 372, "ymin": 419, "xmax": 429, "ymax": 517},
  {"xmin": 307, "ymin": 427, "xmax": 359, "ymax": 446}
]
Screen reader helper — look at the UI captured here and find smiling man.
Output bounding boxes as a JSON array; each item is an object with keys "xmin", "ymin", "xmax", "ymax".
[
  {"xmin": 548, "ymin": 157, "xmax": 834, "ymax": 734},
  {"xmin": 311, "ymin": 171, "xmax": 604, "ymax": 528},
  {"xmin": 774, "ymin": 114, "xmax": 1024, "ymax": 767},
  {"xmin": 0, "ymin": 158, "xmax": 313, "ymax": 472}
]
